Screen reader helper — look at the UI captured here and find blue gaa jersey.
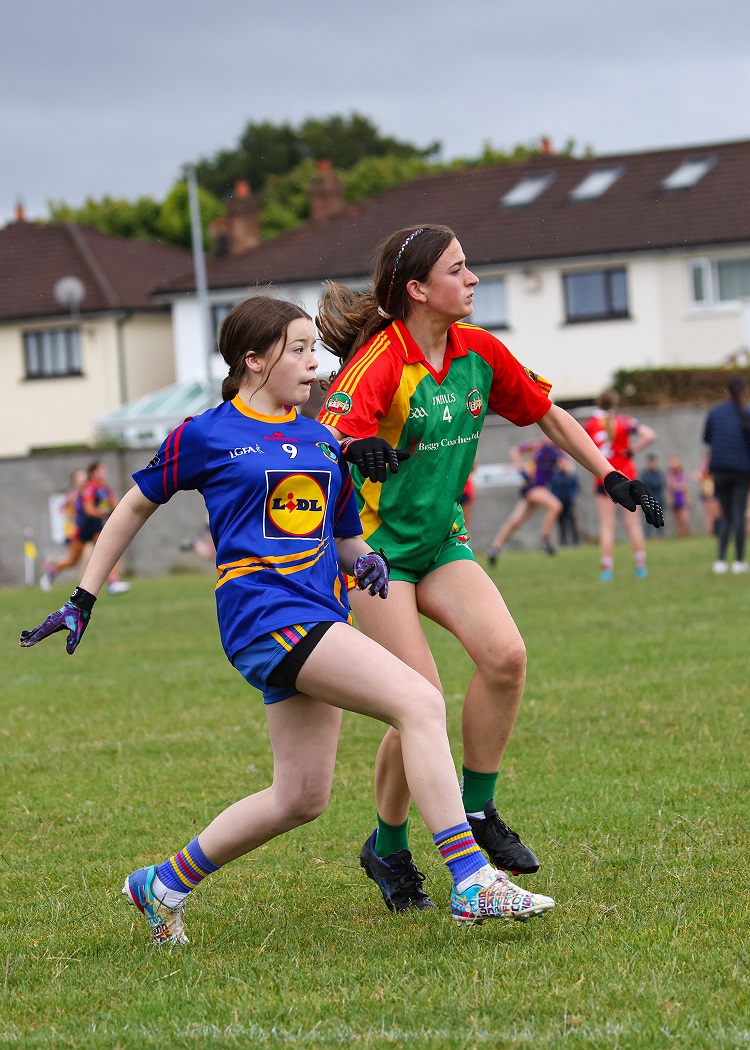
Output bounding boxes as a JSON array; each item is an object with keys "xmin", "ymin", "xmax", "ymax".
[{"xmin": 132, "ymin": 396, "xmax": 362, "ymax": 662}]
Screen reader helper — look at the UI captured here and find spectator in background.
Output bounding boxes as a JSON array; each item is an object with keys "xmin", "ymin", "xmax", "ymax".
[
  {"xmin": 550, "ymin": 456, "xmax": 580, "ymax": 546},
  {"xmin": 694, "ymin": 453, "xmax": 721, "ymax": 537},
  {"xmin": 666, "ymin": 456, "xmax": 691, "ymax": 538},
  {"xmin": 582, "ymin": 390, "xmax": 657, "ymax": 580},
  {"xmin": 640, "ymin": 454, "xmax": 666, "ymax": 539},
  {"xmin": 703, "ymin": 375, "xmax": 750, "ymax": 574}
]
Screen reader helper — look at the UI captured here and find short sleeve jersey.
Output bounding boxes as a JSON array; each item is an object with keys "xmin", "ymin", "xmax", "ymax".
[
  {"xmin": 318, "ymin": 320, "xmax": 552, "ymax": 574},
  {"xmin": 76, "ymin": 481, "xmax": 115, "ymax": 529},
  {"xmin": 583, "ymin": 411, "xmax": 639, "ymax": 481},
  {"xmin": 132, "ymin": 397, "xmax": 362, "ymax": 662}
]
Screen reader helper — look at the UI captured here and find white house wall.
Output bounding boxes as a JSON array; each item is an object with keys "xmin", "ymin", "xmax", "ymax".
[
  {"xmin": 169, "ymin": 255, "xmax": 748, "ymax": 405},
  {"xmin": 172, "ymin": 282, "xmax": 341, "ymax": 385}
]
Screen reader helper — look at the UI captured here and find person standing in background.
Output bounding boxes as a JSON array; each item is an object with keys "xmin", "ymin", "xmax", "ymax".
[
  {"xmin": 703, "ymin": 375, "xmax": 750, "ymax": 574},
  {"xmin": 666, "ymin": 456, "xmax": 691, "ymax": 537},
  {"xmin": 639, "ymin": 454, "xmax": 666, "ymax": 539},
  {"xmin": 550, "ymin": 455, "xmax": 580, "ymax": 546}
]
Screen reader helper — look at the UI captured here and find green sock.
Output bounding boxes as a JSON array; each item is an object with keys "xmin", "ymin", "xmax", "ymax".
[
  {"xmin": 374, "ymin": 817, "xmax": 409, "ymax": 858},
  {"xmin": 461, "ymin": 766, "xmax": 499, "ymax": 816}
]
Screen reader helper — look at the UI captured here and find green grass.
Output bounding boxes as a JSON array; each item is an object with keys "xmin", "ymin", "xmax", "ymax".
[{"xmin": 2, "ymin": 536, "xmax": 749, "ymax": 1048}]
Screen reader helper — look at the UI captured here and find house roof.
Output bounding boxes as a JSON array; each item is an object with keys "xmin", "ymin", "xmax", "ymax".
[
  {"xmin": 159, "ymin": 137, "xmax": 750, "ymax": 294},
  {"xmin": 0, "ymin": 221, "xmax": 191, "ymax": 323}
]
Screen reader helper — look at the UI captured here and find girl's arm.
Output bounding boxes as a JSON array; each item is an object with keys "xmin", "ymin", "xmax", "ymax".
[
  {"xmin": 631, "ymin": 423, "xmax": 656, "ymax": 455},
  {"xmin": 537, "ymin": 405, "xmax": 614, "ymax": 479},
  {"xmin": 79, "ymin": 486, "xmax": 160, "ymax": 596}
]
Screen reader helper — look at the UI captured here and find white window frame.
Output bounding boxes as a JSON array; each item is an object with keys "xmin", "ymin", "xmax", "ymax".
[
  {"xmin": 23, "ymin": 327, "xmax": 82, "ymax": 379},
  {"xmin": 470, "ymin": 277, "xmax": 508, "ymax": 329},
  {"xmin": 688, "ymin": 257, "xmax": 750, "ymax": 308}
]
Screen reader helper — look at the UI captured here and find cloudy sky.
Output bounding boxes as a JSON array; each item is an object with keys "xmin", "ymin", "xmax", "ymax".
[{"xmin": 3, "ymin": 0, "xmax": 748, "ymax": 226}]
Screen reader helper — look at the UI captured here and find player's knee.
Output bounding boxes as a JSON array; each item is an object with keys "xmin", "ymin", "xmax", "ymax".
[
  {"xmin": 482, "ymin": 636, "xmax": 527, "ymax": 687},
  {"xmin": 405, "ymin": 681, "xmax": 447, "ymax": 734},
  {"xmin": 276, "ymin": 780, "xmax": 331, "ymax": 827}
]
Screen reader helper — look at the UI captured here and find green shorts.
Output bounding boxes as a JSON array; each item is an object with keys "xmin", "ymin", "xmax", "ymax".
[{"xmin": 388, "ymin": 515, "xmax": 476, "ymax": 585}]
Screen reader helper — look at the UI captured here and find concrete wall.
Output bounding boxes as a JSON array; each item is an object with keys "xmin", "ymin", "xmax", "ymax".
[{"xmin": 0, "ymin": 400, "xmax": 718, "ymax": 589}]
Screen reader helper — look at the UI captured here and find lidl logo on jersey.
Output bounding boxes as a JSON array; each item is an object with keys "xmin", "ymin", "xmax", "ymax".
[
  {"xmin": 466, "ymin": 388, "xmax": 483, "ymax": 418},
  {"xmin": 264, "ymin": 470, "xmax": 331, "ymax": 540}
]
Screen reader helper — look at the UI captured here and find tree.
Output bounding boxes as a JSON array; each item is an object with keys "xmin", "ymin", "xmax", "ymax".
[
  {"xmin": 192, "ymin": 112, "xmax": 436, "ymax": 201},
  {"xmin": 48, "ymin": 182, "xmax": 224, "ymax": 249}
]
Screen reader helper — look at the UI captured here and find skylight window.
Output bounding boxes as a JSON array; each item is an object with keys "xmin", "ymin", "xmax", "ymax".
[
  {"xmin": 570, "ymin": 166, "xmax": 624, "ymax": 201},
  {"xmin": 661, "ymin": 155, "xmax": 716, "ymax": 191},
  {"xmin": 500, "ymin": 172, "xmax": 556, "ymax": 208}
]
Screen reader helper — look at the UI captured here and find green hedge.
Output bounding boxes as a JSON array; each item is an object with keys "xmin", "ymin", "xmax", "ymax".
[{"xmin": 612, "ymin": 367, "xmax": 750, "ymax": 406}]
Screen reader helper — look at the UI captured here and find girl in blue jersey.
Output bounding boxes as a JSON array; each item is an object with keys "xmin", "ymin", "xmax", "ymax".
[{"xmin": 20, "ymin": 295, "xmax": 557, "ymax": 944}]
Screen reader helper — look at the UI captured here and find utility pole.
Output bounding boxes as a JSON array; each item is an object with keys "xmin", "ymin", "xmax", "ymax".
[{"xmin": 186, "ymin": 166, "xmax": 216, "ymax": 398}]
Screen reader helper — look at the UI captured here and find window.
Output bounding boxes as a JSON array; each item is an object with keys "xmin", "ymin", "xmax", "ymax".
[
  {"xmin": 661, "ymin": 155, "xmax": 715, "ymax": 191},
  {"xmin": 569, "ymin": 166, "xmax": 623, "ymax": 201},
  {"xmin": 500, "ymin": 172, "xmax": 556, "ymax": 208},
  {"xmin": 689, "ymin": 258, "xmax": 750, "ymax": 305},
  {"xmin": 563, "ymin": 269, "xmax": 629, "ymax": 323},
  {"xmin": 23, "ymin": 328, "xmax": 82, "ymax": 378},
  {"xmin": 470, "ymin": 278, "xmax": 507, "ymax": 328}
]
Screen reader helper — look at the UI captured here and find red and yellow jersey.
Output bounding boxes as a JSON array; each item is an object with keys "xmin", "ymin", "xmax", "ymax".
[
  {"xmin": 319, "ymin": 320, "xmax": 551, "ymax": 574},
  {"xmin": 583, "ymin": 410, "xmax": 639, "ymax": 481}
]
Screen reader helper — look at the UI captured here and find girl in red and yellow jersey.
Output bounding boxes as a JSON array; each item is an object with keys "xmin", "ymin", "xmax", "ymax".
[
  {"xmin": 583, "ymin": 390, "xmax": 656, "ymax": 580},
  {"xmin": 317, "ymin": 224, "xmax": 664, "ymax": 912}
]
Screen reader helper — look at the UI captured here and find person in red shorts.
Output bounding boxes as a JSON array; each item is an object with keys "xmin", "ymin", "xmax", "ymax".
[
  {"xmin": 316, "ymin": 223, "xmax": 664, "ymax": 913},
  {"xmin": 582, "ymin": 391, "xmax": 657, "ymax": 581}
]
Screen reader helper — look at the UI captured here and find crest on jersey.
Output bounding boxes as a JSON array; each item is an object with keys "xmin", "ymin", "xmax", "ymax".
[
  {"xmin": 316, "ymin": 441, "xmax": 338, "ymax": 462},
  {"xmin": 325, "ymin": 391, "xmax": 352, "ymax": 416},
  {"xmin": 264, "ymin": 470, "xmax": 330, "ymax": 540},
  {"xmin": 466, "ymin": 388, "xmax": 483, "ymax": 418}
]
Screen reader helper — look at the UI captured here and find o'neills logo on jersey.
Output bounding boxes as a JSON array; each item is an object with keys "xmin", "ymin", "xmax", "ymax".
[
  {"xmin": 324, "ymin": 391, "xmax": 352, "ymax": 416},
  {"xmin": 264, "ymin": 470, "xmax": 331, "ymax": 540},
  {"xmin": 466, "ymin": 388, "xmax": 483, "ymax": 418}
]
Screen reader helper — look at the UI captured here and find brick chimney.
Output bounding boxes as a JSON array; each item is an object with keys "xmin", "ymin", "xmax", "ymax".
[
  {"xmin": 209, "ymin": 180, "xmax": 260, "ymax": 256},
  {"xmin": 15, "ymin": 199, "xmax": 26, "ymax": 222},
  {"xmin": 540, "ymin": 136, "xmax": 553, "ymax": 156},
  {"xmin": 308, "ymin": 159, "xmax": 345, "ymax": 220}
]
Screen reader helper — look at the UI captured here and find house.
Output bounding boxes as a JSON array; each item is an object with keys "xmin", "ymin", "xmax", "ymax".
[
  {"xmin": 0, "ymin": 217, "xmax": 191, "ymax": 457},
  {"xmin": 159, "ymin": 138, "xmax": 750, "ymax": 407}
]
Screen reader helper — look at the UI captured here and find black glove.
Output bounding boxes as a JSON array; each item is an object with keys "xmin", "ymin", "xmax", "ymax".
[
  {"xmin": 340, "ymin": 437, "xmax": 409, "ymax": 484},
  {"xmin": 603, "ymin": 471, "xmax": 664, "ymax": 528},
  {"xmin": 19, "ymin": 586, "xmax": 97, "ymax": 655},
  {"xmin": 352, "ymin": 548, "xmax": 390, "ymax": 599}
]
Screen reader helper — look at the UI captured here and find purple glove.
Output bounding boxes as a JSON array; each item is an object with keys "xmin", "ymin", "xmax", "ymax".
[
  {"xmin": 603, "ymin": 471, "xmax": 665, "ymax": 527},
  {"xmin": 352, "ymin": 548, "xmax": 390, "ymax": 599},
  {"xmin": 19, "ymin": 586, "xmax": 97, "ymax": 655}
]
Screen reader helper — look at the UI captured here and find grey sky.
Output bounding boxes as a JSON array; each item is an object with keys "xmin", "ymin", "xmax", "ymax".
[{"xmin": 3, "ymin": 0, "xmax": 749, "ymax": 225}]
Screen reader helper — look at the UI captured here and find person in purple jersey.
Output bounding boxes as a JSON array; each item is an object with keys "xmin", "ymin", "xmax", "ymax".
[
  {"xmin": 20, "ymin": 295, "xmax": 556, "ymax": 945},
  {"xmin": 486, "ymin": 438, "xmax": 565, "ymax": 561}
]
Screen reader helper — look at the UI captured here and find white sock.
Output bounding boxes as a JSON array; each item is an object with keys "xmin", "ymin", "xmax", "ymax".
[
  {"xmin": 456, "ymin": 863, "xmax": 495, "ymax": 894},
  {"xmin": 151, "ymin": 872, "xmax": 190, "ymax": 908}
]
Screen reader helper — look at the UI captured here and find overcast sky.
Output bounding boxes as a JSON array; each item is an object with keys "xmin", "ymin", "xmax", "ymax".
[{"xmin": 3, "ymin": 0, "xmax": 749, "ymax": 226}]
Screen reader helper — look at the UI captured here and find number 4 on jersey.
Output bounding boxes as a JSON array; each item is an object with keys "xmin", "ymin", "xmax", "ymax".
[{"xmin": 442, "ymin": 405, "xmax": 453, "ymax": 422}]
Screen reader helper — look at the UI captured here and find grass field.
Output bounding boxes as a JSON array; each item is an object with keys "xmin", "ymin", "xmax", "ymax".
[{"xmin": 2, "ymin": 535, "xmax": 749, "ymax": 1049}]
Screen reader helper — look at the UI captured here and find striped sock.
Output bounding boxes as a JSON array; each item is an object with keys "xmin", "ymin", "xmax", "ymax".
[
  {"xmin": 152, "ymin": 836, "xmax": 221, "ymax": 907},
  {"xmin": 433, "ymin": 822, "xmax": 488, "ymax": 889}
]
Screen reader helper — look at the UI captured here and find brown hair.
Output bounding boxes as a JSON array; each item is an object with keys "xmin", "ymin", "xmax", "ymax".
[
  {"xmin": 219, "ymin": 296, "xmax": 311, "ymax": 402},
  {"xmin": 595, "ymin": 389, "xmax": 620, "ymax": 441},
  {"xmin": 316, "ymin": 224, "xmax": 456, "ymax": 382}
]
